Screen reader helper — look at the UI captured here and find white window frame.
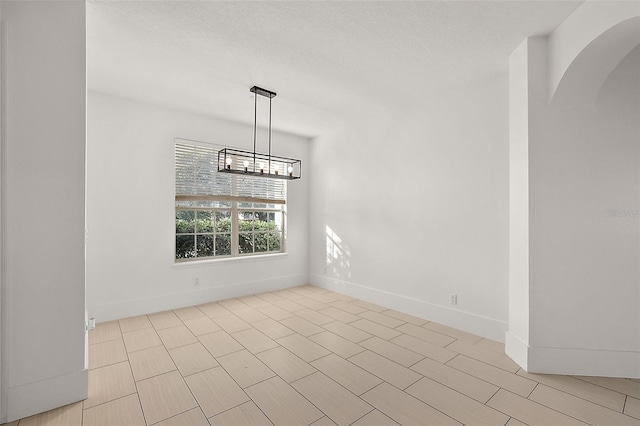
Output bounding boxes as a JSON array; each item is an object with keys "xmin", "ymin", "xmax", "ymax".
[{"xmin": 175, "ymin": 199, "xmax": 286, "ymax": 262}]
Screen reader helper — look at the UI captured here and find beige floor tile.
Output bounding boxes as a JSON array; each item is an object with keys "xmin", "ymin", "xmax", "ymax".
[
  {"xmin": 351, "ymin": 409, "xmax": 400, "ymax": 425},
  {"xmin": 487, "ymin": 389, "xmax": 588, "ymax": 426},
  {"xmin": 218, "ymin": 298, "xmax": 249, "ymax": 311},
  {"xmin": 85, "ymin": 361, "xmax": 137, "ymax": 409},
  {"xmin": 529, "ymin": 384, "xmax": 640, "ymax": 426},
  {"xmin": 448, "ymin": 355, "xmax": 536, "ymax": 397},
  {"xmin": 360, "ymin": 336, "xmax": 424, "ymax": 367},
  {"xmin": 311, "ymin": 354, "xmax": 382, "ymax": 396},
  {"xmin": 197, "ymin": 302, "xmax": 231, "ymax": 319},
  {"xmin": 154, "ymin": 408, "xmax": 209, "ymax": 426},
  {"xmin": 573, "ymin": 376, "xmax": 640, "ymax": 399},
  {"xmin": 295, "ymin": 308, "xmax": 334, "ymax": 325},
  {"xmin": 245, "ymin": 376, "xmax": 324, "ymax": 426},
  {"xmin": 88, "ymin": 338, "xmax": 128, "ymax": 370},
  {"xmin": 183, "ymin": 316, "xmax": 222, "ymax": 336},
  {"xmin": 231, "ymin": 328, "xmax": 279, "ymax": 354},
  {"xmin": 128, "ymin": 345, "xmax": 177, "ymax": 381},
  {"xmin": 309, "ymin": 331, "xmax": 366, "ymax": 358},
  {"xmin": 276, "ymin": 333, "xmax": 331, "ymax": 362},
  {"xmin": 349, "ymin": 350, "xmax": 422, "ymax": 390},
  {"xmin": 173, "ymin": 305, "xmax": 206, "ymax": 321},
  {"xmin": 272, "ymin": 298, "xmax": 306, "ymax": 312},
  {"xmin": 251, "ymin": 318, "xmax": 295, "ymax": 339},
  {"xmin": 137, "ymin": 370, "xmax": 198, "ymax": 424},
  {"xmin": 310, "ymin": 416, "xmax": 338, "ymax": 426},
  {"xmin": 381, "ymin": 309, "xmax": 429, "ymax": 326},
  {"xmin": 318, "ymin": 307, "xmax": 360, "ymax": 323},
  {"xmin": 307, "ymin": 292, "xmax": 339, "ymax": 304},
  {"xmin": 256, "ymin": 346, "xmax": 317, "ymax": 383},
  {"xmin": 118, "ymin": 315, "xmax": 152, "ymax": 333},
  {"xmin": 217, "ymin": 349, "xmax": 276, "ymax": 388},
  {"xmin": 396, "ymin": 323, "xmax": 455, "ymax": 347},
  {"xmin": 169, "ymin": 342, "xmax": 219, "ymax": 377},
  {"xmin": 323, "ymin": 321, "xmax": 372, "ymax": 343},
  {"xmin": 18, "ymin": 402, "xmax": 82, "ymax": 426},
  {"xmin": 296, "ymin": 298, "xmax": 330, "ymax": 311},
  {"xmin": 505, "ymin": 418, "xmax": 528, "ymax": 426},
  {"xmin": 208, "ymin": 401, "xmax": 272, "ymax": 426},
  {"xmin": 82, "ymin": 394, "xmax": 145, "ymax": 426},
  {"xmin": 358, "ymin": 311, "xmax": 405, "ymax": 328},
  {"xmin": 213, "ymin": 314, "xmax": 252, "ymax": 333},
  {"xmin": 625, "ymin": 396, "xmax": 640, "ymax": 419},
  {"xmin": 407, "ymin": 377, "xmax": 509, "ymax": 426},
  {"xmin": 257, "ymin": 305, "xmax": 294, "ymax": 321},
  {"xmin": 198, "ymin": 330, "xmax": 244, "ymax": 357},
  {"xmin": 255, "ymin": 291, "xmax": 285, "ymax": 303},
  {"xmin": 350, "ymin": 300, "xmax": 387, "ymax": 312},
  {"xmin": 89, "ymin": 321, "xmax": 122, "ymax": 345},
  {"xmin": 447, "ymin": 340, "xmax": 520, "ymax": 373},
  {"xmin": 325, "ymin": 291, "xmax": 356, "ymax": 302},
  {"xmin": 185, "ymin": 367, "xmax": 250, "ymax": 418},
  {"xmin": 424, "ymin": 321, "xmax": 483, "ymax": 343},
  {"xmin": 518, "ymin": 370, "xmax": 627, "ymax": 411},
  {"xmin": 292, "ymin": 372, "xmax": 373, "ymax": 426},
  {"xmin": 148, "ymin": 310, "xmax": 183, "ymax": 330},
  {"xmin": 473, "ymin": 337, "xmax": 505, "ymax": 351},
  {"xmin": 329, "ymin": 300, "xmax": 367, "ymax": 315},
  {"xmin": 157, "ymin": 325, "xmax": 198, "ymax": 349},
  {"xmin": 273, "ymin": 288, "xmax": 305, "ymax": 300},
  {"xmin": 233, "ymin": 307, "xmax": 269, "ymax": 323},
  {"xmin": 238, "ymin": 295, "xmax": 272, "ymax": 309},
  {"xmin": 410, "ymin": 356, "xmax": 499, "ymax": 403},
  {"xmin": 362, "ymin": 382, "xmax": 461, "ymax": 425},
  {"xmin": 280, "ymin": 316, "xmax": 324, "ymax": 336},
  {"xmin": 2, "ymin": 421, "xmax": 18, "ymax": 426},
  {"xmin": 351, "ymin": 319, "xmax": 402, "ymax": 340},
  {"xmin": 122, "ymin": 327, "xmax": 162, "ymax": 353},
  {"xmin": 391, "ymin": 334, "xmax": 458, "ymax": 363}
]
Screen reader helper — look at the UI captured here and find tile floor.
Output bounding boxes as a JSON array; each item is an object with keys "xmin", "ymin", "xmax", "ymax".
[{"xmin": 5, "ymin": 284, "xmax": 640, "ymax": 426}]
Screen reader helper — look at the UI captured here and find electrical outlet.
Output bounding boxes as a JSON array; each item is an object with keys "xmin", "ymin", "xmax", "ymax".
[
  {"xmin": 194, "ymin": 277, "xmax": 200, "ymax": 286},
  {"xmin": 449, "ymin": 294, "xmax": 458, "ymax": 305},
  {"xmin": 86, "ymin": 318, "xmax": 96, "ymax": 331}
]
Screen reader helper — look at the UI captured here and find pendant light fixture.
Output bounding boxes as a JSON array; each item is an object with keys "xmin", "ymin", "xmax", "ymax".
[{"xmin": 218, "ymin": 86, "xmax": 301, "ymax": 180}]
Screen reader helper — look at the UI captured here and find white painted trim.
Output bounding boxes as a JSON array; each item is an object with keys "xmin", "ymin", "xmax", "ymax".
[
  {"xmin": 310, "ymin": 274, "xmax": 508, "ymax": 343},
  {"xmin": 527, "ymin": 346, "xmax": 640, "ymax": 379},
  {"xmin": 6, "ymin": 368, "xmax": 87, "ymax": 423},
  {"xmin": 0, "ymin": 17, "xmax": 7, "ymax": 425},
  {"xmin": 505, "ymin": 331, "xmax": 529, "ymax": 371},
  {"xmin": 89, "ymin": 273, "xmax": 308, "ymax": 322}
]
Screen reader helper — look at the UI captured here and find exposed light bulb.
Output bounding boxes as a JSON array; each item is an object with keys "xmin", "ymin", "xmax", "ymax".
[
  {"xmin": 243, "ymin": 160, "xmax": 249, "ymax": 167},
  {"xmin": 287, "ymin": 166, "xmax": 293, "ymax": 173},
  {"xmin": 225, "ymin": 157, "xmax": 232, "ymax": 165}
]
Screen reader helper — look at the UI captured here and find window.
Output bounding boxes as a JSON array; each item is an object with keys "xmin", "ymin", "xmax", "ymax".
[{"xmin": 175, "ymin": 140, "xmax": 286, "ymax": 261}]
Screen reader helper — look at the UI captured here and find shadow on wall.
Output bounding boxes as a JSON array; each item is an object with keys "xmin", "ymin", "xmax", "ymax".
[{"xmin": 326, "ymin": 225, "xmax": 351, "ymax": 280}]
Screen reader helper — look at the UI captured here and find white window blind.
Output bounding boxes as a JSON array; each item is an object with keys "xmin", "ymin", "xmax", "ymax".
[{"xmin": 175, "ymin": 139, "xmax": 287, "ymax": 203}]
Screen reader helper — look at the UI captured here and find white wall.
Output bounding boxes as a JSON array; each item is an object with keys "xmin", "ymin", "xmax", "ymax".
[
  {"xmin": 86, "ymin": 91, "xmax": 310, "ymax": 322},
  {"xmin": 0, "ymin": 1, "xmax": 87, "ymax": 422},
  {"xmin": 528, "ymin": 45, "xmax": 640, "ymax": 376},
  {"xmin": 309, "ymin": 75, "xmax": 510, "ymax": 341}
]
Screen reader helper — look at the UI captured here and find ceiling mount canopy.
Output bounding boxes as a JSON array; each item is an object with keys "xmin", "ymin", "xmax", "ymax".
[{"xmin": 218, "ymin": 86, "xmax": 302, "ymax": 180}]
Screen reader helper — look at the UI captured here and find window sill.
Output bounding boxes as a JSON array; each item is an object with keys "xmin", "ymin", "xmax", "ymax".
[{"xmin": 173, "ymin": 252, "xmax": 288, "ymax": 268}]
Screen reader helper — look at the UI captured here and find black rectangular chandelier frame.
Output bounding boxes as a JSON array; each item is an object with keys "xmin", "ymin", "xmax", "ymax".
[{"xmin": 217, "ymin": 86, "xmax": 302, "ymax": 180}]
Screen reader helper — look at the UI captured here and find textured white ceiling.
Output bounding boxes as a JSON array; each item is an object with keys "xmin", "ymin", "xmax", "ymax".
[{"xmin": 87, "ymin": 1, "xmax": 582, "ymax": 137}]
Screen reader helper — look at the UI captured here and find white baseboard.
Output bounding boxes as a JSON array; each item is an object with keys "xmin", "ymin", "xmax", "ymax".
[
  {"xmin": 89, "ymin": 274, "xmax": 309, "ymax": 322},
  {"xmin": 505, "ymin": 332, "xmax": 639, "ymax": 378},
  {"xmin": 527, "ymin": 346, "xmax": 640, "ymax": 378},
  {"xmin": 7, "ymin": 368, "xmax": 87, "ymax": 422},
  {"xmin": 505, "ymin": 331, "xmax": 528, "ymax": 369},
  {"xmin": 310, "ymin": 274, "xmax": 508, "ymax": 342}
]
